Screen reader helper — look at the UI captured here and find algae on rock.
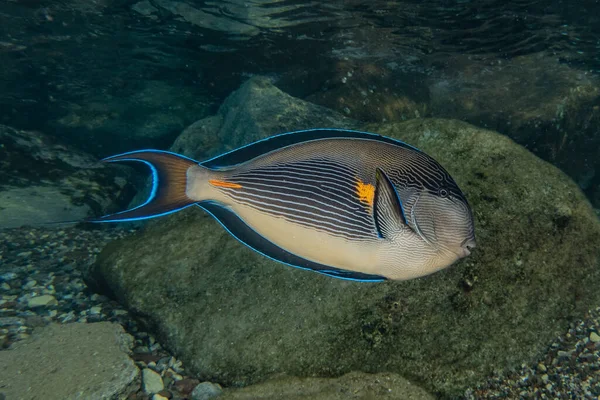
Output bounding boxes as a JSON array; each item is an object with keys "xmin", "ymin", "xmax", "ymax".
[{"xmin": 89, "ymin": 78, "xmax": 600, "ymax": 398}]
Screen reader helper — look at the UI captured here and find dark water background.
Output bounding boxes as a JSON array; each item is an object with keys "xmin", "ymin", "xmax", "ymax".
[{"xmin": 1, "ymin": 0, "xmax": 600, "ymax": 209}]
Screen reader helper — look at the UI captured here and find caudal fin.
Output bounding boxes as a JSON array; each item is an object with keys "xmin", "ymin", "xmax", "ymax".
[{"xmin": 89, "ymin": 150, "xmax": 199, "ymax": 223}]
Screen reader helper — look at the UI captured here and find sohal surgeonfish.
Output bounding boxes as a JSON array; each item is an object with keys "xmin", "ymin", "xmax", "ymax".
[{"xmin": 91, "ymin": 129, "xmax": 475, "ymax": 282}]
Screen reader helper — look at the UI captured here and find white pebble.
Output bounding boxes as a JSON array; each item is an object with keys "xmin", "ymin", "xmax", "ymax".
[{"xmin": 142, "ymin": 368, "xmax": 164, "ymax": 394}]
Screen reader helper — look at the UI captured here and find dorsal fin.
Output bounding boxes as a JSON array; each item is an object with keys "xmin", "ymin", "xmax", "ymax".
[{"xmin": 202, "ymin": 128, "xmax": 421, "ymax": 168}]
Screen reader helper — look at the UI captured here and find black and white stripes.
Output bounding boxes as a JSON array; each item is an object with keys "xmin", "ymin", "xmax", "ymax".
[{"xmin": 217, "ymin": 159, "xmax": 378, "ymax": 241}]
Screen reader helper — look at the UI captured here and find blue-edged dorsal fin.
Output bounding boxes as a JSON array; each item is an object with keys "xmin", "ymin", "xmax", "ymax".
[
  {"xmin": 373, "ymin": 168, "xmax": 409, "ymax": 239},
  {"xmin": 198, "ymin": 202, "xmax": 387, "ymax": 282},
  {"xmin": 88, "ymin": 150, "xmax": 199, "ymax": 223},
  {"xmin": 202, "ymin": 128, "xmax": 421, "ymax": 169}
]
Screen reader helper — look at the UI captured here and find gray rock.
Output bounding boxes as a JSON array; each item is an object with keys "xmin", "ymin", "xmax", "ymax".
[
  {"xmin": 89, "ymin": 80, "xmax": 600, "ymax": 398},
  {"xmin": 192, "ymin": 381, "xmax": 223, "ymax": 400},
  {"xmin": 0, "ymin": 322, "xmax": 138, "ymax": 399},
  {"xmin": 142, "ymin": 368, "xmax": 164, "ymax": 394},
  {"xmin": 218, "ymin": 372, "xmax": 435, "ymax": 400},
  {"xmin": 0, "ymin": 125, "xmax": 136, "ymax": 229}
]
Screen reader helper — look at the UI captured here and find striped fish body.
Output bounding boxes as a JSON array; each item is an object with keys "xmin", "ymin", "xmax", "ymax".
[{"xmin": 92, "ymin": 129, "xmax": 476, "ymax": 281}]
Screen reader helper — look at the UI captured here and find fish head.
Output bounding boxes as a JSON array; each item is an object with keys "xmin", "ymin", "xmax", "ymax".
[{"xmin": 408, "ymin": 183, "xmax": 476, "ymax": 262}]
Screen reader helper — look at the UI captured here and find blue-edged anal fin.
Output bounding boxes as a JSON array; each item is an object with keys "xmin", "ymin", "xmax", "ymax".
[
  {"xmin": 88, "ymin": 150, "xmax": 200, "ymax": 223},
  {"xmin": 373, "ymin": 168, "xmax": 409, "ymax": 239},
  {"xmin": 198, "ymin": 202, "xmax": 387, "ymax": 282}
]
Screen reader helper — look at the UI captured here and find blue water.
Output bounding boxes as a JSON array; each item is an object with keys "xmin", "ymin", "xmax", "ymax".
[{"xmin": 1, "ymin": 1, "xmax": 599, "ymax": 399}]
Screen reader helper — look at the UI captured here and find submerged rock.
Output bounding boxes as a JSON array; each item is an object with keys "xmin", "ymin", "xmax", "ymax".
[
  {"xmin": 54, "ymin": 80, "xmax": 212, "ymax": 156},
  {"xmin": 219, "ymin": 372, "xmax": 435, "ymax": 400},
  {"xmin": 0, "ymin": 322, "xmax": 138, "ymax": 399},
  {"xmin": 89, "ymin": 79, "xmax": 600, "ymax": 398},
  {"xmin": 428, "ymin": 53, "xmax": 600, "ymax": 207},
  {"xmin": 0, "ymin": 125, "xmax": 136, "ymax": 229},
  {"xmin": 170, "ymin": 76, "xmax": 357, "ymax": 161}
]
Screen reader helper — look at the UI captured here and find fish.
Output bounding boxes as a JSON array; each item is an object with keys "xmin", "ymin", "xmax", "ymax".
[{"xmin": 90, "ymin": 128, "xmax": 476, "ymax": 281}]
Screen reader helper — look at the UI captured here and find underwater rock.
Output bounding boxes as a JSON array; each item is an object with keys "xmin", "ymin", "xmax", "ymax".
[
  {"xmin": 303, "ymin": 59, "xmax": 430, "ymax": 123},
  {"xmin": 53, "ymin": 80, "xmax": 212, "ymax": 156},
  {"xmin": 170, "ymin": 76, "xmax": 358, "ymax": 160},
  {"xmin": 218, "ymin": 372, "xmax": 435, "ymax": 400},
  {"xmin": 428, "ymin": 53, "xmax": 600, "ymax": 207},
  {"xmin": 89, "ymin": 80, "xmax": 600, "ymax": 398},
  {"xmin": 0, "ymin": 322, "xmax": 138, "ymax": 399},
  {"xmin": 0, "ymin": 125, "xmax": 137, "ymax": 229}
]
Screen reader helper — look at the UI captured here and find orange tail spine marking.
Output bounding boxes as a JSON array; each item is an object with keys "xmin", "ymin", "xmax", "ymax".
[{"xmin": 209, "ymin": 179, "xmax": 243, "ymax": 189}]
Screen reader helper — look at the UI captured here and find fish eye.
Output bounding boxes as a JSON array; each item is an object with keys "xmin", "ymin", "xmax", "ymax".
[{"xmin": 438, "ymin": 188, "xmax": 449, "ymax": 198}]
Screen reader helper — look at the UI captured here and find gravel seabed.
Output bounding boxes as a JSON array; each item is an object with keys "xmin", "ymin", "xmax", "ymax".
[{"xmin": 1, "ymin": 225, "xmax": 598, "ymax": 399}]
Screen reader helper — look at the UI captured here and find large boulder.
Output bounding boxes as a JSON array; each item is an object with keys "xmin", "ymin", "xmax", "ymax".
[
  {"xmin": 219, "ymin": 372, "xmax": 435, "ymax": 400},
  {"xmin": 428, "ymin": 53, "xmax": 600, "ymax": 206},
  {"xmin": 0, "ymin": 125, "xmax": 136, "ymax": 229},
  {"xmin": 0, "ymin": 322, "xmax": 139, "ymax": 399},
  {"xmin": 88, "ymin": 80, "xmax": 600, "ymax": 398}
]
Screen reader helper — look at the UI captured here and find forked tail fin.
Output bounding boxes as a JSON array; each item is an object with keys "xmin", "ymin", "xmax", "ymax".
[{"xmin": 89, "ymin": 150, "xmax": 199, "ymax": 223}]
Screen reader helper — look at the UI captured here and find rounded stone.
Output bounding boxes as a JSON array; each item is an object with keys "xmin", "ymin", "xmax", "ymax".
[{"xmin": 142, "ymin": 368, "xmax": 164, "ymax": 394}]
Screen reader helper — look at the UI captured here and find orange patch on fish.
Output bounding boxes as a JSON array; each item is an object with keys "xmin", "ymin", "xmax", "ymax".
[
  {"xmin": 355, "ymin": 179, "xmax": 375, "ymax": 208},
  {"xmin": 209, "ymin": 179, "xmax": 242, "ymax": 189}
]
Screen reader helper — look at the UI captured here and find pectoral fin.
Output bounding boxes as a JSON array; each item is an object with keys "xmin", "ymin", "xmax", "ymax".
[{"xmin": 373, "ymin": 168, "xmax": 409, "ymax": 239}]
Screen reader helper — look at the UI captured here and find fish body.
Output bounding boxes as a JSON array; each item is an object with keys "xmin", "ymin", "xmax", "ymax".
[{"xmin": 93, "ymin": 129, "xmax": 475, "ymax": 281}]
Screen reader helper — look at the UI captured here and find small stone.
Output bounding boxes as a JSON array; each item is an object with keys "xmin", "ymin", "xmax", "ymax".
[
  {"xmin": 541, "ymin": 374, "xmax": 549, "ymax": 383},
  {"xmin": 157, "ymin": 390, "xmax": 173, "ymax": 399},
  {"xmin": 27, "ymin": 295, "xmax": 58, "ymax": 308},
  {"xmin": 89, "ymin": 306, "xmax": 102, "ymax": 315},
  {"xmin": 589, "ymin": 332, "xmax": 600, "ymax": 343},
  {"xmin": 22, "ymin": 280, "xmax": 37, "ymax": 290},
  {"xmin": 0, "ymin": 317, "xmax": 24, "ymax": 327},
  {"xmin": 537, "ymin": 362, "xmax": 547, "ymax": 372},
  {"xmin": 0, "ymin": 273, "xmax": 17, "ymax": 282},
  {"xmin": 152, "ymin": 395, "xmax": 168, "ymax": 400},
  {"xmin": 1, "ymin": 283, "xmax": 11, "ymax": 291},
  {"xmin": 191, "ymin": 382, "xmax": 223, "ymax": 400},
  {"xmin": 142, "ymin": 368, "xmax": 164, "ymax": 394}
]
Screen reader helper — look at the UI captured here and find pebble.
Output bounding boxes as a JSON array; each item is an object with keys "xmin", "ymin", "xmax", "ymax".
[
  {"xmin": 191, "ymin": 382, "xmax": 223, "ymax": 400},
  {"xmin": 152, "ymin": 395, "xmax": 169, "ymax": 400},
  {"xmin": 89, "ymin": 306, "xmax": 102, "ymax": 315},
  {"xmin": 0, "ymin": 272, "xmax": 17, "ymax": 282},
  {"xmin": 142, "ymin": 368, "xmax": 164, "ymax": 394},
  {"xmin": 590, "ymin": 331, "xmax": 600, "ymax": 343},
  {"xmin": 22, "ymin": 280, "xmax": 37, "ymax": 290},
  {"xmin": 0, "ymin": 317, "xmax": 24, "ymax": 328},
  {"xmin": 26, "ymin": 295, "xmax": 58, "ymax": 308}
]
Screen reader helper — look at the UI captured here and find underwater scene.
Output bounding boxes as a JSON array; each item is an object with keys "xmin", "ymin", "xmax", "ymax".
[{"xmin": 1, "ymin": 0, "xmax": 600, "ymax": 399}]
